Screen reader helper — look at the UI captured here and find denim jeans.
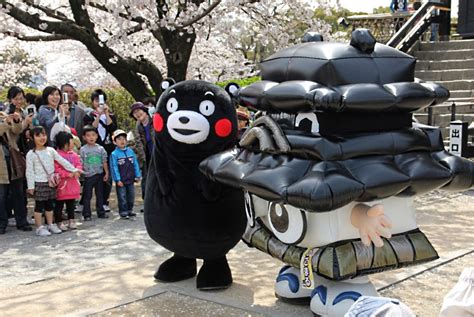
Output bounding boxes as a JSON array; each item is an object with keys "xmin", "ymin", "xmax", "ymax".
[
  {"xmin": 116, "ymin": 183, "xmax": 135, "ymax": 217},
  {"xmin": 82, "ymin": 174, "xmax": 105, "ymax": 217},
  {"xmin": 0, "ymin": 179, "xmax": 28, "ymax": 229}
]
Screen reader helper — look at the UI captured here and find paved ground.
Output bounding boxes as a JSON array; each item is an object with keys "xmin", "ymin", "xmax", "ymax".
[{"xmin": 0, "ymin": 189, "xmax": 472, "ymax": 316}]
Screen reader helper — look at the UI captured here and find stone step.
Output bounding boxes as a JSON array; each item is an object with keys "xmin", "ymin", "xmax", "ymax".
[
  {"xmin": 413, "ymin": 113, "xmax": 429, "ymax": 125},
  {"xmin": 416, "ymin": 59, "xmax": 474, "ymax": 71},
  {"xmin": 414, "ymin": 49, "xmax": 474, "ymax": 61},
  {"xmin": 435, "ymin": 113, "xmax": 474, "ymax": 127},
  {"xmin": 437, "ymin": 80, "xmax": 474, "ymax": 91},
  {"xmin": 449, "ymin": 90, "xmax": 474, "ymax": 98},
  {"xmin": 417, "ymin": 104, "xmax": 474, "ymax": 115},
  {"xmin": 415, "ymin": 69, "xmax": 474, "ymax": 81},
  {"xmin": 419, "ymin": 39, "xmax": 474, "ymax": 51}
]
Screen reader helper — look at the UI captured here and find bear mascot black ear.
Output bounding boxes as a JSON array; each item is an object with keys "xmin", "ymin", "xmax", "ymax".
[
  {"xmin": 224, "ymin": 82, "xmax": 240, "ymax": 98},
  {"xmin": 161, "ymin": 78, "xmax": 176, "ymax": 91}
]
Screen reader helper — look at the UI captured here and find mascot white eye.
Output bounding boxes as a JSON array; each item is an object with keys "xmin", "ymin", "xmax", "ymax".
[
  {"xmin": 199, "ymin": 100, "xmax": 215, "ymax": 116},
  {"xmin": 166, "ymin": 98, "xmax": 178, "ymax": 113},
  {"xmin": 268, "ymin": 202, "xmax": 307, "ymax": 245}
]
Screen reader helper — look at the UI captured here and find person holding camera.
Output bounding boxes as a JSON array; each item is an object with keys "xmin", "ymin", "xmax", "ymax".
[
  {"xmin": 83, "ymin": 89, "xmax": 117, "ymax": 213},
  {"xmin": 37, "ymin": 86, "xmax": 69, "ymax": 146},
  {"xmin": 0, "ymin": 103, "xmax": 32, "ymax": 234},
  {"xmin": 6, "ymin": 87, "xmax": 34, "ymax": 131},
  {"xmin": 61, "ymin": 83, "xmax": 87, "ymax": 139}
]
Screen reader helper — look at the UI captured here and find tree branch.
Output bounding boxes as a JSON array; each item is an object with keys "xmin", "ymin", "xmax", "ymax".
[
  {"xmin": 1, "ymin": 0, "xmax": 85, "ymax": 37},
  {"xmin": 68, "ymin": 0, "xmax": 96, "ymax": 34},
  {"xmin": 22, "ymin": 0, "xmax": 72, "ymax": 22},
  {"xmin": 88, "ymin": 1, "xmax": 146, "ymax": 24},
  {"xmin": 5, "ymin": 31, "xmax": 71, "ymax": 41},
  {"xmin": 179, "ymin": 0, "xmax": 221, "ymax": 28}
]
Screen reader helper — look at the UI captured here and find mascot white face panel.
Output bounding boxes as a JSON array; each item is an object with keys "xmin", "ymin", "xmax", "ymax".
[{"xmin": 167, "ymin": 110, "xmax": 211, "ymax": 144}]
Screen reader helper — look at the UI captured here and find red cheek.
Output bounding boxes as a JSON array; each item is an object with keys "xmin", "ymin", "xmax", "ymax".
[
  {"xmin": 153, "ymin": 113, "xmax": 164, "ymax": 132},
  {"xmin": 215, "ymin": 119, "xmax": 232, "ymax": 138}
]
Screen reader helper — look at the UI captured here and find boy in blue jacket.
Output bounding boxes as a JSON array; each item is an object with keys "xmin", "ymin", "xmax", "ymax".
[{"xmin": 110, "ymin": 130, "xmax": 141, "ymax": 219}]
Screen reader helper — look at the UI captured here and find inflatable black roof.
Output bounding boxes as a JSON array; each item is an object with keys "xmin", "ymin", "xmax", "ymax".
[{"xmin": 238, "ymin": 29, "xmax": 449, "ymax": 116}]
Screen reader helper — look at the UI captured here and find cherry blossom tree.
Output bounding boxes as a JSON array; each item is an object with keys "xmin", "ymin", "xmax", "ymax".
[
  {"xmin": 0, "ymin": 0, "xmax": 335, "ymax": 100},
  {"xmin": 0, "ymin": 45, "xmax": 44, "ymax": 87}
]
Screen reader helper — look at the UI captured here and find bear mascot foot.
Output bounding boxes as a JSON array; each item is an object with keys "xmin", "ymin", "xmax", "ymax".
[
  {"xmin": 196, "ymin": 256, "xmax": 232, "ymax": 290},
  {"xmin": 154, "ymin": 254, "xmax": 197, "ymax": 282},
  {"xmin": 275, "ymin": 265, "xmax": 313, "ymax": 305}
]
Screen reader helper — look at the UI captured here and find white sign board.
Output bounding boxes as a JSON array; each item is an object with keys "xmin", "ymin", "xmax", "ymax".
[{"xmin": 449, "ymin": 121, "xmax": 464, "ymax": 157}]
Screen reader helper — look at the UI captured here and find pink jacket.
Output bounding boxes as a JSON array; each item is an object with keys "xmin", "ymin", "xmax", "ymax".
[{"xmin": 55, "ymin": 150, "xmax": 82, "ymax": 201}]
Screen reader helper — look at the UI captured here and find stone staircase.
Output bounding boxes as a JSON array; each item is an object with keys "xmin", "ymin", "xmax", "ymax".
[{"xmin": 413, "ymin": 39, "xmax": 474, "ymax": 138}]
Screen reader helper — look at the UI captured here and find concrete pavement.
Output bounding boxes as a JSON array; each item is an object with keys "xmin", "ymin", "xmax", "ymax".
[{"xmin": 0, "ymin": 190, "xmax": 472, "ymax": 316}]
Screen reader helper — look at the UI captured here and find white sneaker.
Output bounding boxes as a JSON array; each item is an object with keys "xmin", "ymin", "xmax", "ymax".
[
  {"xmin": 75, "ymin": 204, "xmax": 83, "ymax": 213},
  {"xmin": 48, "ymin": 223, "xmax": 62, "ymax": 234},
  {"xmin": 58, "ymin": 223, "xmax": 68, "ymax": 231},
  {"xmin": 8, "ymin": 218, "xmax": 16, "ymax": 227},
  {"xmin": 103, "ymin": 205, "xmax": 111, "ymax": 212},
  {"xmin": 27, "ymin": 217, "xmax": 35, "ymax": 225},
  {"xmin": 68, "ymin": 220, "xmax": 77, "ymax": 230},
  {"xmin": 36, "ymin": 226, "xmax": 51, "ymax": 236}
]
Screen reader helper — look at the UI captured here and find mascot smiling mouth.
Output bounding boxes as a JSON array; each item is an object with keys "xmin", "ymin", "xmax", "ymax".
[
  {"xmin": 167, "ymin": 110, "xmax": 210, "ymax": 144},
  {"xmin": 173, "ymin": 128, "xmax": 200, "ymax": 135}
]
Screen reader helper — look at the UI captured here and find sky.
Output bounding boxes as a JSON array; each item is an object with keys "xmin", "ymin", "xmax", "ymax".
[{"xmin": 335, "ymin": 0, "xmax": 459, "ymax": 17}]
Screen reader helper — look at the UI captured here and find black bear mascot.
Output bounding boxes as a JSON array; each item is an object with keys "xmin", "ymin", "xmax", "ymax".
[{"xmin": 144, "ymin": 79, "xmax": 247, "ymax": 290}]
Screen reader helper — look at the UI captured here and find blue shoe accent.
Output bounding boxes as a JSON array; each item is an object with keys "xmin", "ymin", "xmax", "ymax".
[
  {"xmin": 278, "ymin": 265, "xmax": 291, "ymax": 276},
  {"xmin": 332, "ymin": 291, "xmax": 362, "ymax": 305},
  {"xmin": 310, "ymin": 285, "xmax": 327, "ymax": 305},
  {"xmin": 276, "ymin": 273, "xmax": 300, "ymax": 293}
]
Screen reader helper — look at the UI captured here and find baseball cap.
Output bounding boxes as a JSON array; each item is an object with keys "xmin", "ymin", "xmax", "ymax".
[{"xmin": 112, "ymin": 129, "xmax": 127, "ymax": 141}]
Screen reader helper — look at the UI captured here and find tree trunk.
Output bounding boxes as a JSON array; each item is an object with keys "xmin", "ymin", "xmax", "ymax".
[{"xmin": 159, "ymin": 29, "xmax": 196, "ymax": 82}]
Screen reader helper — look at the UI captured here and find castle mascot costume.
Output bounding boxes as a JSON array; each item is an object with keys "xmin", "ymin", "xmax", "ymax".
[
  {"xmin": 199, "ymin": 29, "xmax": 474, "ymax": 315},
  {"xmin": 145, "ymin": 79, "xmax": 246, "ymax": 290}
]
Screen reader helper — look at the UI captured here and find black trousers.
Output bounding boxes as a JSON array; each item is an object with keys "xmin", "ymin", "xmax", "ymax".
[
  {"xmin": 82, "ymin": 174, "xmax": 105, "ymax": 217},
  {"xmin": 54, "ymin": 199, "xmax": 76, "ymax": 223},
  {"xmin": 0, "ymin": 178, "xmax": 28, "ymax": 229}
]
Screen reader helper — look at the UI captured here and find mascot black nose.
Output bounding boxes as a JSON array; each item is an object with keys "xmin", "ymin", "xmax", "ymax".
[{"xmin": 179, "ymin": 117, "xmax": 190, "ymax": 124}]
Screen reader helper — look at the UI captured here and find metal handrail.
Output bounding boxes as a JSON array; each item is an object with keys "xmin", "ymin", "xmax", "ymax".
[
  {"xmin": 425, "ymin": 98, "xmax": 474, "ymax": 125},
  {"xmin": 387, "ymin": 1, "xmax": 450, "ymax": 52}
]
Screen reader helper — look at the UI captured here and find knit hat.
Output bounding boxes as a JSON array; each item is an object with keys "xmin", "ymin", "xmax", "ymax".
[
  {"xmin": 129, "ymin": 102, "xmax": 149, "ymax": 118},
  {"xmin": 112, "ymin": 129, "xmax": 127, "ymax": 141}
]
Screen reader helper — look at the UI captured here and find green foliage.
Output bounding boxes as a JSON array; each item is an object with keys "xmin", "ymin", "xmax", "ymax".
[
  {"xmin": 372, "ymin": 6, "xmax": 391, "ymax": 14},
  {"xmin": 0, "ymin": 87, "xmax": 42, "ymax": 103},
  {"xmin": 216, "ymin": 76, "xmax": 261, "ymax": 88},
  {"xmin": 77, "ymin": 88, "xmax": 136, "ymax": 131},
  {"xmin": 313, "ymin": 7, "xmax": 367, "ymax": 40}
]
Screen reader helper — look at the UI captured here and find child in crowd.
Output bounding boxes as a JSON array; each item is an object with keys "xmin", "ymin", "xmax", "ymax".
[
  {"xmin": 26, "ymin": 126, "xmax": 80, "ymax": 236},
  {"xmin": 80, "ymin": 125, "xmax": 109, "ymax": 221},
  {"xmin": 54, "ymin": 132, "xmax": 82, "ymax": 230},
  {"xmin": 110, "ymin": 130, "xmax": 141, "ymax": 219}
]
